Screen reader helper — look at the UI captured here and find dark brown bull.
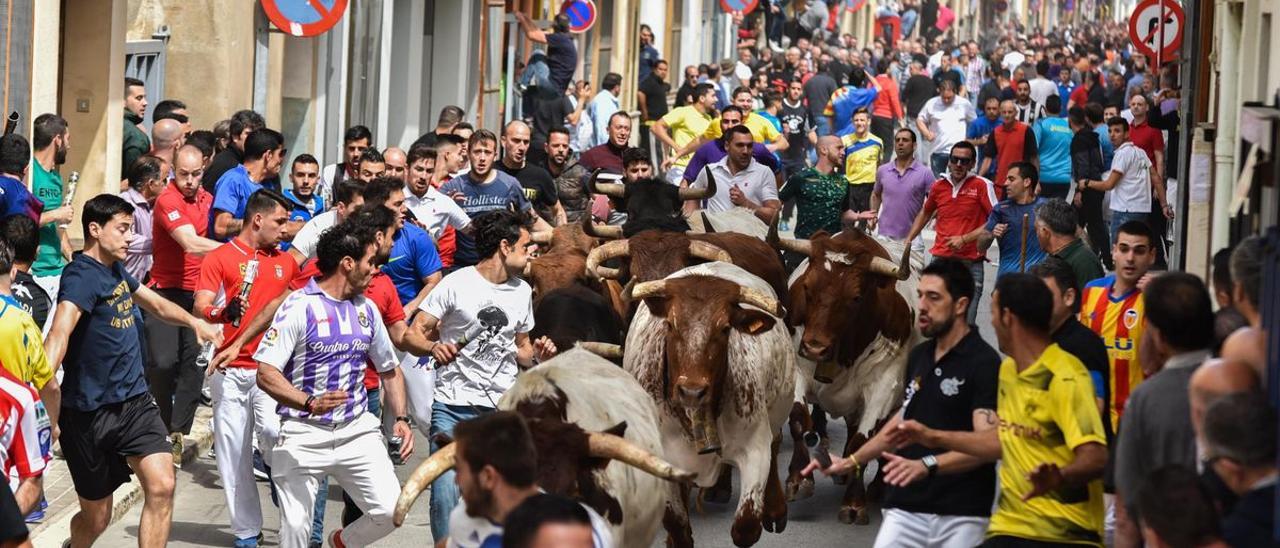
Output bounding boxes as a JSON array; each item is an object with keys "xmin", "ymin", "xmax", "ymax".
[
  {"xmin": 769, "ymin": 221, "xmax": 915, "ymax": 525},
  {"xmin": 525, "ymin": 222, "xmax": 628, "ymax": 322}
]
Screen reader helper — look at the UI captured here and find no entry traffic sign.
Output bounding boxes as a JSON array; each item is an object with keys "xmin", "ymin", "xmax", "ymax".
[
  {"xmin": 1128, "ymin": 0, "xmax": 1185, "ymax": 61},
  {"xmin": 261, "ymin": 0, "xmax": 349, "ymax": 37},
  {"xmin": 719, "ymin": 0, "xmax": 760, "ymax": 14},
  {"xmin": 561, "ymin": 0, "xmax": 597, "ymax": 33}
]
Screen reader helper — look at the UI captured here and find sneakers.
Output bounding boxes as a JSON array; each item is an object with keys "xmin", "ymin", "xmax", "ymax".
[
  {"xmin": 232, "ymin": 532, "xmax": 265, "ymax": 548},
  {"xmin": 328, "ymin": 529, "xmax": 346, "ymax": 548},
  {"xmin": 169, "ymin": 433, "xmax": 184, "ymax": 468},
  {"xmin": 24, "ymin": 498, "xmax": 46, "ymax": 523}
]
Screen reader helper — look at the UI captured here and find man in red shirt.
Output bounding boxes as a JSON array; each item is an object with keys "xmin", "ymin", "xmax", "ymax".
[
  {"xmin": 979, "ymin": 99, "xmax": 1038, "ymax": 199},
  {"xmin": 904, "ymin": 141, "xmax": 998, "ymax": 325},
  {"xmin": 148, "ymin": 144, "xmax": 221, "ymax": 454},
  {"xmin": 193, "ymin": 189, "xmax": 297, "ymax": 546},
  {"xmin": 1126, "ymin": 93, "xmax": 1172, "ymax": 267}
]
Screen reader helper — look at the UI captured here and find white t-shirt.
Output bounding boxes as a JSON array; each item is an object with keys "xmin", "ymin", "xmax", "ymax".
[
  {"xmin": 446, "ymin": 496, "xmax": 613, "ymax": 548},
  {"xmin": 918, "ymin": 96, "xmax": 977, "ymax": 154},
  {"xmin": 691, "ymin": 157, "xmax": 779, "ymax": 214},
  {"xmin": 1028, "ymin": 76, "xmax": 1060, "ymax": 106},
  {"xmin": 1109, "ymin": 141, "xmax": 1153, "ymax": 213},
  {"xmin": 420, "ymin": 267, "xmax": 533, "ymax": 408},
  {"xmin": 291, "ymin": 210, "xmax": 339, "ymax": 259},
  {"xmin": 404, "ymin": 185, "xmax": 471, "ymax": 242}
]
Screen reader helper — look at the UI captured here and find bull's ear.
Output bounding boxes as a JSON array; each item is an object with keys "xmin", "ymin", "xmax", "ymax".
[
  {"xmin": 730, "ymin": 307, "xmax": 776, "ymax": 335},
  {"xmin": 602, "ymin": 421, "xmax": 628, "ymax": 439}
]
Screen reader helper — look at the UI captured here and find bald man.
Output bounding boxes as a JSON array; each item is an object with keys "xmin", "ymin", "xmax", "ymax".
[
  {"xmin": 779, "ymin": 134, "xmax": 847, "ymax": 269},
  {"xmin": 498, "ymin": 120, "xmax": 565, "ymax": 225},
  {"xmin": 383, "ymin": 146, "xmax": 407, "ymax": 180},
  {"xmin": 150, "ymin": 118, "xmax": 184, "ymax": 171},
  {"xmin": 1190, "ymin": 358, "xmax": 1260, "ymax": 440}
]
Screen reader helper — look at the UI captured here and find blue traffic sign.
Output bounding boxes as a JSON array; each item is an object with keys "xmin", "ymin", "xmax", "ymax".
[{"xmin": 561, "ymin": 0, "xmax": 597, "ymax": 33}]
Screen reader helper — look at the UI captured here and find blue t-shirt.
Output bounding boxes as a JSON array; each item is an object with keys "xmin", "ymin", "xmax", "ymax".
[
  {"xmin": 438, "ymin": 171, "xmax": 532, "ymax": 267},
  {"xmin": 828, "ymin": 86, "xmax": 879, "ymax": 136},
  {"xmin": 282, "ymin": 190, "xmax": 324, "ymax": 252},
  {"xmin": 968, "ymin": 115, "xmax": 1001, "ymax": 177},
  {"xmin": 985, "ymin": 197, "xmax": 1048, "ymax": 278},
  {"xmin": 545, "ymin": 33, "xmax": 578, "ymax": 93},
  {"xmin": 1094, "ymin": 124, "xmax": 1115, "ymax": 171},
  {"xmin": 0, "ymin": 174, "xmax": 42, "ymax": 223},
  {"xmin": 58, "ymin": 253, "xmax": 149, "ymax": 411},
  {"xmin": 1057, "ymin": 82, "xmax": 1077, "ymax": 111},
  {"xmin": 382, "ymin": 223, "xmax": 443, "ymax": 305},
  {"xmin": 211, "ymin": 165, "xmax": 264, "ymax": 240},
  {"xmin": 1034, "ymin": 117, "xmax": 1075, "ymax": 185}
]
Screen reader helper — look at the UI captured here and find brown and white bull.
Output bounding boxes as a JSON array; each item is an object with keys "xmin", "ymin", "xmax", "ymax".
[
  {"xmin": 393, "ymin": 348, "xmax": 693, "ymax": 547},
  {"xmin": 769, "ymin": 222, "xmax": 919, "ymax": 525},
  {"xmin": 624, "ymin": 262, "xmax": 796, "ymax": 547}
]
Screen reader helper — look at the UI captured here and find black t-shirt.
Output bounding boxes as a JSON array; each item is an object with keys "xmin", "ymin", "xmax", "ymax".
[
  {"xmin": 203, "ymin": 147, "xmax": 242, "ymax": 193},
  {"xmin": 546, "ymin": 33, "xmax": 578, "ymax": 92},
  {"xmin": 933, "ymin": 69, "xmax": 962, "ymax": 92},
  {"xmin": 885, "ymin": 329, "xmax": 1001, "ymax": 517},
  {"xmin": 11, "ymin": 269, "xmax": 50, "ymax": 328},
  {"xmin": 0, "ymin": 486, "xmax": 27, "ymax": 545},
  {"xmin": 529, "ymin": 87, "xmax": 572, "ymax": 150},
  {"xmin": 674, "ymin": 81, "xmax": 698, "ymax": 108},
  {"xmin": 497, "ymin": 161, "xmax": 559, "ymax": 223},
  {"xmin": 903, "ymin": 75, "xmax": 938, "ymax": 119},
  {"xmin": 803, "ymin": 72, "xmax": 839, "ymax": 119},
  {"xmin": 1053, "ymin": 317, "xmax": 1115, "ymax": 490},
  {"xmin": 779, "ymin": 102, "xmax": 811, "ymax": 163},
  {"xmin": 638, "ymin": 74, "xmax": 670, "ymax": 122}
]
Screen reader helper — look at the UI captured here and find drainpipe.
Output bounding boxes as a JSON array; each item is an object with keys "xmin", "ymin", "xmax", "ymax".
[{"xmin": 1210, "ymin": 0, "xmax": 1240, "ymax": 253}]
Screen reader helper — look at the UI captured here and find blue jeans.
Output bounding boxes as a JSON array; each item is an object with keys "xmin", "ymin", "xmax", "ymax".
[
  {"xmin": 930, "ymin": 153, "xmax": 950, "ymax": 179},
  {"xmin": 311, "ymin": 389, "xmax": 381, "ymax": 546},
  {"xmin": 814, "ymin": 115, "xmax": 832, "ymax": 137},
  {"xmin": 429, "ymin": 402, "xmax": 494, "ymax": 542},
  {"xmin": 1109, "ymin": 210, "xmax": 1149, "ymax": 250}
]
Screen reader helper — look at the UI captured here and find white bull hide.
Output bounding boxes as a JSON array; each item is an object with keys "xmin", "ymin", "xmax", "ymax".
[
  {"xmin": 687, "ymin": 207, "xmax": 770, "ymax": 240},
  {"xmin": 623, "ymin": 262, "xmax": 795, "ymax": 538},
  {"xmin": 787, "ymin": 255, "xmax": 920, "ymax": 436},
  {"xmin": 498, "ymin": 348, "xmax": 668, "ymax": 548}
]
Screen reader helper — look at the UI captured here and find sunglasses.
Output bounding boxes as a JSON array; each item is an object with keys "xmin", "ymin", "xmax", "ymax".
[{"xmin": 949, "ymin": 156, "xmax": 974, "ymax": 165}]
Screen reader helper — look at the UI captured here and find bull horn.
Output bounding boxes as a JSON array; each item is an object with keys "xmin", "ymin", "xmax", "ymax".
[
  {"xmin": 586, "ymin": 239, "xmax": 630, "ymax": 279},
  {"xmin": 530, "ymin": 230, "xmax": 554, "ymax": 244},
  {"xmin": 523, "ymin": 260, "xmax": 533, "ymax": 277},
  {"xmin": 393, "ymin": 443, "xmax": 457, "ymax": 527},
  {"xmin": 576, "ymin": 341, "xmax": 624, "ymax": 359},
  {"xmin": 587, "ymin": 169, "xmax": 626, "ymax": 198},
  {"xmin": 868, "ymin": 246, "xmax": 912, "ymax": 281},
  {"xmin": 582, "ymin": 215, "xmax": 624, "ymax": 240},
  {"xmin": 737, "ymin": 286, "xmax": 784, "ymax": 318},
  {"xmin": 588, "ymin": 432, "xmax": 696, "ymax": 483},
  {"xmin": 766, "ymin": 213, "xmax": 812, "ymax": 256},
  {"xmin": 700, "ymin": 211, "xmax": 715, "ymax": 233},
  {"xmin": 621, "ymin": 279, "xmax": 637, "ymax": 301},
  {"xmin": 688, "ymin": 241, "xmax": 733, "ymax": 264},
  {"xmin": 630, "ymin": 279, "xmax": 668, "ymax": 300},
  {"xmin": 676, "ymin": 166, "xmax": 717, "ymax": 201}
]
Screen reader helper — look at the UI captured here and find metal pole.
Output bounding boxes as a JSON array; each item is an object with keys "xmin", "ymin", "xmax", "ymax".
[
  {"xmin": 253, "ymin": 6, "xmax": 269, "ymax": 115},
  {"xmin": 1171, "ymin": 0, "xmax": 1196, "ymax": 270}
]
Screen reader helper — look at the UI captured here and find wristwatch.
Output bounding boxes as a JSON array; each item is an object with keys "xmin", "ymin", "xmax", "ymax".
[
  {"xmin": 395, "ymin": 416, "xmax": 412, "ymax": 425},
  {"xmin": 921, "ymin": 454, "xmax": 939, "ymax": 477}
]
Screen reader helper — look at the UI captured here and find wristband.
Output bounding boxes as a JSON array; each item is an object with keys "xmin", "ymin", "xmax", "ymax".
[
  {"xmin": 204, "ymin": 306, "xmax": 224, "ymax": 323},
  {"xmin": 303, "ymin": 395, "xmax": 316, "ymax": 413},
  {"xmin": 395, "ymin": 416, "xmax": 412, "ymax": 424}
]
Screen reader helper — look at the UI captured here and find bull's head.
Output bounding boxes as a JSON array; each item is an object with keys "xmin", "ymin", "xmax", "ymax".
[
  {"xmin": 768, "ymin": 219, "xmax": 909, "ymax": 365},
  {"xmin": 630, "ymin": 276, "xmax": 782, "ymax": 453},
  {"xmin": 585, "ymin": 231, "xmax": 733, "ymax": 287},
  {"xmin": 524, "ymin": 251, "xmax": 593, "ymax": 302},
  {"xmin": 393, "ymin": 416, "xmax": 693, "ymax": 527}
]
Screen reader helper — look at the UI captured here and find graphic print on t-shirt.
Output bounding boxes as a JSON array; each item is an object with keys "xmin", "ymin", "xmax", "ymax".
[{"xmin": 472, "ymin": 304, "xmax": 510, "ymax": 365}]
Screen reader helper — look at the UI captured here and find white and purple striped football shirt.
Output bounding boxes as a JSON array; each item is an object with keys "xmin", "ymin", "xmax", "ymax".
[{"xmin": 253, "ymin": 279, "xmax": 398, "ymax": 424}]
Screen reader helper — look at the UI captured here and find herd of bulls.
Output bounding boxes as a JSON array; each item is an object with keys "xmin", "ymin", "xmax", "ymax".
[{"xmin": 395, "ymin": 169, "xmax": 919, "ymax": 547}]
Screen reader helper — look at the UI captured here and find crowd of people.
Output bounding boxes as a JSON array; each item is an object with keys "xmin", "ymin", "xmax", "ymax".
[{"xmin": 0, "ymin": 3, "xmax": 1270, "ymax": 548}]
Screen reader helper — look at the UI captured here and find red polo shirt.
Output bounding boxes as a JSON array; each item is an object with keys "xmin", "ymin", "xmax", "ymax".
[
  {"xmin": 196, "ymin": 239, "xmax": 298, "ymax": 368},
  {"xmin": 152, "ymin": 183, "xmax": 213, "ymax": 291},
  {"xmin": 924, "ymin": 175, "xmax": 997, "ymax": 261},
  {"xmin": 1128, "ymin": 120, "xmax": 1164, "ymax": 166},
  {"xmin": 985, "ymin": 121, "xmax": 1038, "ymax": 198}
]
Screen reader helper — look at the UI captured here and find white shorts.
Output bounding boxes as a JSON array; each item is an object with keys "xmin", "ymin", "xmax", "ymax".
[{"xmin": 872, "ymin": 508, "xmax": 990, "ymax": 548}]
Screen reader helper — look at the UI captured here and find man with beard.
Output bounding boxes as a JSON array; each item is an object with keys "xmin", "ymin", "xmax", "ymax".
[
  {"xmin": 578, "ymin": 113, "xmax": 632, "ymax": 174},
  {"xmin": 318, "ymin": 125, "xmax": 372, "ymax": 201},
  {"xmin": 498, "ymin": 121, "xmax": 566, "ymax": 226},
  {"xmin": 443, "ymin": 412, "xmax": 612, "ymax": 548},
  {"xmin": 254, "ymin": 224, "xmax": 414, "ymax": 548},
  {"xmin": 539, "ymin": 128, "xmax": 590, "ymax": 223},
  {"xmin": 211, "ymin": 129, "xmax": 286, "ymax": 240},
  {"xmin": 805, "ymin": 259, "xmax": 1001, "ymax": 548},
  {"xmin": 29, "ymin": 114, "xmax": 75, "ymax": 299}
]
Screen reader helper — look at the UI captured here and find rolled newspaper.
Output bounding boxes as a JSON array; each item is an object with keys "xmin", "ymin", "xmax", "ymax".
[{"xmin": 60, "ymin": 171, "xmax": 79, "ymax": 228}]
